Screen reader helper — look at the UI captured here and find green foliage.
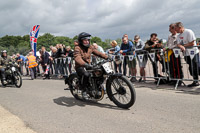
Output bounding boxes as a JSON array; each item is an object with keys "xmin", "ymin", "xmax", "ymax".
[
  {"xmin": 197, "ymin": 38, "xmax": 200, "ymax": 43},
  {"xmin": 0, "ymin": 33, "xmax": 124, "ymax": 56}
]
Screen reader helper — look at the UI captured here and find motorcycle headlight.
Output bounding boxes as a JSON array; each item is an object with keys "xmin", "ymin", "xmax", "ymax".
[{"xmin": 11, "ymin": 67, "xmax": 16, "ymax": 71}]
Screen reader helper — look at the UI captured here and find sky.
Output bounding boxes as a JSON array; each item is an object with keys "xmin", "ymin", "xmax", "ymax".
[{"xmin": 0, "ymin": 0, "xmax": 200, "ymax": 41}]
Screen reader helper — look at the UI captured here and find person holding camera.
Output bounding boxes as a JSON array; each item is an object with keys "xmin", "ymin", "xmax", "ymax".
[{"xmin": 145, "ymin": 33, "xmax": 164, "ymax": 81}]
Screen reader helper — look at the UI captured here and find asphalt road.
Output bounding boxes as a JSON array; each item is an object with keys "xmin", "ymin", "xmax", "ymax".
[{"xmin": 0, "ymin": 77, "xmax": 200, "ymax": 133}]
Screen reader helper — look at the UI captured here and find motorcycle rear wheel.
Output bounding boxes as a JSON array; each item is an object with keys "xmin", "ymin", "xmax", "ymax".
[{"xmin": 68, "ymin": 73, "xmax": 82, "ymax": 100}]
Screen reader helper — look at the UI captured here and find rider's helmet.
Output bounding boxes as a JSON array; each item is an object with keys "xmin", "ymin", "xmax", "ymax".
[
  {"xmin": 78, "ymin": 32, "xmax": 91, "ymax": 48},
  {"xmin": 1, "ymin": 50, "xmax": 7, "ymax": 57}
]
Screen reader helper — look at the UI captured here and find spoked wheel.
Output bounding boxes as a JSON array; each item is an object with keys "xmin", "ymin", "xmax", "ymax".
[
  {"xmin": 107, "ymin": 76, "xmax": 136, "ymax": 109},
  {"xmin": 14, "ymin": 72, "xmax": 22, "ymax": 88},
  {"xmin": 68, "ymin": 73, "xmax": 82, "ymax": 100}
]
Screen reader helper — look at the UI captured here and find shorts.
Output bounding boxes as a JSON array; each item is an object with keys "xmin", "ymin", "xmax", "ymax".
[
  {"xmin": 127, "ymin": 58, "xmax": 137, "ymax": 68},
  {"xmin": 137, "ymin": 54, "xmax": 148, "ymax": 68}
]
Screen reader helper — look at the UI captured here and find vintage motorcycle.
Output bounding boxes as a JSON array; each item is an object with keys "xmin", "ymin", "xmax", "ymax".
[
  {"xmin": 64, "ymin": 59, "xmax": 136, "ymax": 109},
  {"xmin": 0, "ymin": 63, "xmax": 22, "ymax": 88}
]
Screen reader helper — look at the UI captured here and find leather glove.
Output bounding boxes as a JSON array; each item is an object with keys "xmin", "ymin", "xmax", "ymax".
[{"xmin": 84, "ymin": 63, "xmax": 93, "ymax": 69}]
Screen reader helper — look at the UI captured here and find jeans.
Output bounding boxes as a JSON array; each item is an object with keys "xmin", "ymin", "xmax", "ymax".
[
  {"xmin": 0, "ymin": 68, "xmax": 6, "ymax": 80},
  {"xmin": 30, "ymin": 67, "xmax": 37, "ymax": 79}
]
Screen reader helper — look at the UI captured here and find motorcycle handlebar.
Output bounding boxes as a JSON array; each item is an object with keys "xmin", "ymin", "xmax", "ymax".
[{"xmin": 92, "ymin": 59, "xmax": 112, "ymax": 69}]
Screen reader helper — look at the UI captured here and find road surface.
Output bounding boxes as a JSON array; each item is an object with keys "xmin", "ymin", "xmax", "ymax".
[{"xmin": 0, "ymin": 77, "xmax": 200, "ymax": 133}]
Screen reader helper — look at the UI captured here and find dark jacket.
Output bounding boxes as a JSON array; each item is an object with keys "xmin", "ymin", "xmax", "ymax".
[
  {"xmin": 56, "ymin": 48, "xmax": 67, "ymax": 58},
  {"xmin": 41, "ymin": 51, "xmax": 50, "ymax": 65},
  {"xmin": 145, "ymin": 39, "xmax": 163, "ymax": 52},
  {"xmin": 66, "ymin": 50, "xmax": 73, "ymax": 58},
  {"xmin": 120, "ymin": 41, "xmax": 133, "ymax": 55},
  {"xmin": 0, "ymin": 56, "xmax": 12, "ymax": 68}
]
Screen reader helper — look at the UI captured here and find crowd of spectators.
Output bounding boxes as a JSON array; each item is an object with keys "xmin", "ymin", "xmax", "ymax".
[{"xmin": 8, "ymin": 22, "xmax": 200, "ymax": 87}]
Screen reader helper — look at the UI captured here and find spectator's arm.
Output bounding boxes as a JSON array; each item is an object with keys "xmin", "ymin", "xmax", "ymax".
[
  {"xmin": 92, "ymin": 47, "xmax": 108, "ymax": 59},
  {"xmin": 184, "ymin": 40, "xmax": 195, "ymax": 47}
]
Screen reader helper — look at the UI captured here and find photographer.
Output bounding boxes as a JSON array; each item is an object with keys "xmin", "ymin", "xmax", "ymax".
[{"xmin": 145, "ymin": 33, "xmax": 164, "ymax": 82}]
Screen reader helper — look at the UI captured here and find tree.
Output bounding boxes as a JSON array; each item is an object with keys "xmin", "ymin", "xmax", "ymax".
[
  {"xmin": 0, "ymin": 33, "xmax": 119, "ymax": 55},
  {"xmin": 116, "ymin": 38, "xmax": 122, "ymax": 45},
  {"xmin": 91, "ymin": 36, "xmax": 102, "ymax": 44},
  {"xmin": 37, "ymin": 33, "xmax": 55, "ymax": 50}
]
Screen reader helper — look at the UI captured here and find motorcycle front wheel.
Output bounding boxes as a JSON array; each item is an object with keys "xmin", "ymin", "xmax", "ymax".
[
  {"xmin": 14, "ymin": 71, "xmax": 22, "ymax": 88},
  {"xmin": 106, "ymin": 76, "xmax": 136, "ymax": 109}
]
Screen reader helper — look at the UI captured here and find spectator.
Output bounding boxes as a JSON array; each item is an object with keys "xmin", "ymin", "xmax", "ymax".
[
  {"xmin": 27, "ymin": 52, "xmax": 38, "ymax": 80},
  {"xmin": 36, "ymin": 49, "xmax": 41, "ymax": 76},
  {"xmin": 16, "ymin": 53, "xmax": 27, "ymax": 75},
  {"xmin": 145, "ymin": 33, "xmax": 164, "ymax": 81},
  {"xmin": 41, "ymin": 46, "xmax": 50, "ymax": 79},
  {"xmin": 92, "ymin": 43, "xmax": 105, "ymax": 64},
  {"xmin": 127, "ymin": 39, "xmax": 137, "ymax": 82},
  {"xmin": 120, "ymin": 37, "xmax": 133, "ymax": 76},
  {"xmin": 74, "ymin": 40, "xmax": 79, "ymax": 46},
  {"xmin": 56, "ymin": 44, "xmax": 66, "ymax": 77},
  {"xmin": 134, "ymin": 35, "xmax": 147, "ymax": 82},
  {"xmin": 163, "ymin": 23, "xmax": 183, "ymax": 85},
  {"xmin": 123, "ymin": 34, "xmax": 132, "ymax": 76},
  {"xmin": 65, "ymin": 46, "xmax": 73, "ymax": 74},
  {"xmin": 49, "ymin": 45, "xmax": 54, "ymax": 75},
  {"xmin": 24, "ymin": 55, "xmax": 29, "ymax": 76},
  {"xmin": 109, "ymin": 40, "xmax": 122, "ymax": 73},
  {"xmin": 175, "ymin": 22, "xmax": 199, "ymax": 87},
  {"xmin": 93, "ymin": 43, "xmax": 105, "ymax": 53},
  {"xmin": 50, "ymin": 47, "xmax": 58, "ymax": 76}
]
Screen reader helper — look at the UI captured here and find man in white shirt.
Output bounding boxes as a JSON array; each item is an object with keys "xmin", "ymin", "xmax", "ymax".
[
  {"xmin": 175, "ymin": 22, "xmax": 199, "ymax": 87},
  {"xmin": 93, "ymin": 43, "xmax": 105, "ymax": 53},
  {"xmin": 164, "ymin": 23, "xmax": 183, "ymax": 85}
]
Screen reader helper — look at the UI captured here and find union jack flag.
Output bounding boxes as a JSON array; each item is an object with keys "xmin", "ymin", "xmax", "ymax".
[{"xmin": 30, "ymin": 25, "xmax": 40, "ymax": 56}]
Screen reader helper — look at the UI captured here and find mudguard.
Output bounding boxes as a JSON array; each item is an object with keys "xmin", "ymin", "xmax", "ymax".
[{"xmin": 106, "ymin": 73, "xmax": 123, "ymax": 91}]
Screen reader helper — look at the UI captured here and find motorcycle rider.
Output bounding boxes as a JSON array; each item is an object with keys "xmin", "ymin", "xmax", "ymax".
[
  {"xmin": 0, "ymin": 50, "xmax": 13, "ymax": 84},
  {"xmin": 74, "ymin": 32, "xmax": 111, "ymax": 99}
]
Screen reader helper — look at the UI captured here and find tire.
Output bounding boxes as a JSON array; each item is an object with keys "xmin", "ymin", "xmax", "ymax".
[
  {"xmin": 1, "ymin": 80, "xmax": 7, "ymax": 87},
  {"xmin": 106, "ymin": 75, "xmax": 136, "ymax": 109},
  {"xmin": 14, "ymin": 72, "xmax": 22, "ymax": 88},
  {"xmin": 68, "ymin": 73, "xmax": 82, "ymax": 100}
]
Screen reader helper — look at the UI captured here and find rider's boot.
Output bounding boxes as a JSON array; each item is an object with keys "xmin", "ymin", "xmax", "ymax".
[{"xmin": 81, "ymin": 86, "xmax": 89, "ymax": 100}]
